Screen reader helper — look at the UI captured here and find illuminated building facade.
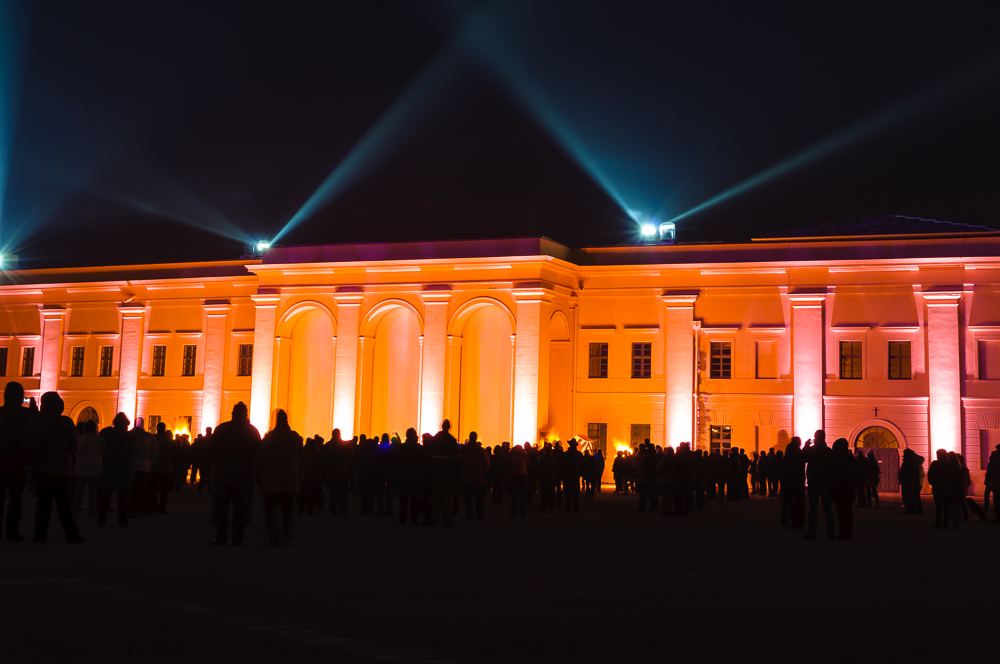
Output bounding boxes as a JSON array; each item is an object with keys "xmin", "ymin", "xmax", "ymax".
[{"xmin": 1, "ymin": 218, "xmax": 998, "ymax": 490}]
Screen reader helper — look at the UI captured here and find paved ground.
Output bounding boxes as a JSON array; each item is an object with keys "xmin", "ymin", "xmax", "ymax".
[{"xmin": 1, "ymin": 487, "xmax": 996, "ymax": 663}]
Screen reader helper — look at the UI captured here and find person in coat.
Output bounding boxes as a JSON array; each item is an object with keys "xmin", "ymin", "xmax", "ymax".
[
  {"xmin": 506, "ymin": 444, "xmax": 529, "ymax": 518},
  {"xmin": 562, "ymin": 439, "xmax": 583, "ymax": 513},
  {"xmin": 801, "ymin": 431, "xmax": 834, "ymax": 540},
  {"xmin": 927, "ymin": 449, "xmax": 957, "ymax": 529},
  {"xmin": 830, "ymin": 438, "xmax": 855, "ymax": 540},
  {"xmin": 461, "ymin": 431, "xmax": 489, "ymax": 519},
  {"xmin": 323, "ymin": 428, "xmax": 352, "ymax": 516},
  {"xmin": 24, "ymin": 391, "xmax": 84, "ymax": 543},
  {"xmin": 98, "ymin": 413, "xmax": 134, "ymax": 527},
  {"xmin": 148, "ymin": 422, "xmax": 175, "ymax": 514},
  {"xmin": 209, "ymin": 402, "xmax": 261, "ymax": 546},
  {"xmin": 256, "ymin": 409, "xmax": 303, "ymax": 546},
  {"xmin": 0, "ymin": 381, "xmax": 34, "ymax": 541},
  {"xmin": 984, "ymin": 445, "xmax": 1000, "ymax": 520},
  {"xmin": 72, "ymin": 418, "xmax": 105, "ymax": 518},
  {"xmin": 128, "ymin": 417, "xmax": 158, "ymax": 518}
]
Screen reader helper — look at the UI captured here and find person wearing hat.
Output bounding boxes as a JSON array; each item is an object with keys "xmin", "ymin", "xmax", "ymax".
[
  {"xmin": 24, "ymin": 391, "xmax": 84, "ymax": 543},
  {"xmin": 562, "ymin": 438, "xmax": 583, "ymax": 513}
]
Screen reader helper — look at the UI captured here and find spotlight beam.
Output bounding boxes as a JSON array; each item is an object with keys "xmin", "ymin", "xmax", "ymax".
[
  {"xmin": 667, "ymin": 53, "xmax": 1000, "ymax": 225},
  {"xmin": 0, "ymin": 0, "xmax": 25, "ymax": 236}
]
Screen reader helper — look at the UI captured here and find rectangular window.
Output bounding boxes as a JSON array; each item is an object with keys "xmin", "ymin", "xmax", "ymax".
[
  {"xmin": 70, "ymin": 346, "xmax": 85, "ymax": 377},
  {"xmin": 710, "ymin": 425, "xmax": 732, "ymax": 453},
  {"xmin": 177, "ymin": 415, "xmax": 192, "ymax": 436},
  {"xmin": 631, "ymin": 342, "xmax": 651, "ymax": 378},
  {"xmin": 756, "ymin": 340, "xmax": 778, "ymax": 379},
  {"xmin": 146, "ymin": 415, "xmax": 161, "ymax": 433},
  {"xmin": 710, "ymin": 341, "xmax": 732, "ymax": 379},
  {"xmin": 839, "ymin": 341, "xmax": 862, "ymax": 379},
  {"xmin": 587, "ymin": 423, "xmax": 608, "ymax": 457},
  {"xmin": 888, "ymin": 341, "xmax": 911, "ymax": 380},
  {"xmin": 21, "ymin": 347, "xmax": 34, "ymax": 377},
  {"xmin": 0, "ymin": 347, "xmax": 7, "ymax": 377},
  {"xmin": 979, "ymin": 340, "xmax": 1000, "ymax": 380},
  {"xmin": 99, "ymin": 346, "xmax": 114, "ymax": 377},
  {"xmin": 182, "ymin": 344, "xmax": 197, "ymax": 377},
  {"xmin": 630, "ymin": 423, "xmax": 651, "ymax": 448},
  {"xmin": 151, "ymin": 345, "xmax": 166, "ymax": 377},
  {"xmin": 588, "ymin": 342, "xmax": 608, "ymax": 378},
  {"xmin": 238, "ymin": 343, "xmax": 254, "ymax": 376}
]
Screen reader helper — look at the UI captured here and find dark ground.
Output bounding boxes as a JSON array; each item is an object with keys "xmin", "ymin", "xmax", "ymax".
[{"xmin": 1, "ymin": 487, "xmax": 996, "ymax": 663}]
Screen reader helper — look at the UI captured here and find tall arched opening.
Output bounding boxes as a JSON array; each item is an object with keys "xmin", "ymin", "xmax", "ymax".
[
  {"xmin": 359, "ymin": 303, "xmax": 422, "ymax": 438},
  {"xmin": 450, "ymin": 300, "xmax": 514, "ymax": 447},
  {"xmin": 547, "ymin": 311, "xmax": 572, "ymax": 442},
  {"xmin": 277, "ymin": 304, "xmax": 336, "ymax": 439}
]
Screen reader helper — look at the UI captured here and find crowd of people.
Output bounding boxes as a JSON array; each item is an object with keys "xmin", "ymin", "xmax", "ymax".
[{"xmin": 1, "ymin": 378, "xmax": 998, "ymax": 546}]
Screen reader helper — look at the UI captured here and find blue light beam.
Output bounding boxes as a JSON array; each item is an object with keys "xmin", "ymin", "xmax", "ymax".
[
  {"xmin": 0, "ymin": 0, "xmax": 25, "ymax": 234},
  {"xmin": 272, "ymin": 43, "xmax": 463, "ymax": 243},
  {"xmin": 668, "ymin": 53, "xmax": 1000, "ymax": 225}
]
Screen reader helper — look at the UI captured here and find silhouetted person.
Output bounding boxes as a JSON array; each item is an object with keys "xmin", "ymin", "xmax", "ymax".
[
  {"xmin": 209, "ymin": 402, "xmax": 261, "ymax": 545},
  {"xmin": 865, "ymin": 450, "xmax": 880, "ymax": 508},
  {"xmin": 984, "ymin": 445, "xmax": 1000, "ymax": 520},
  {"xmin": 673, "ymin": 443, "xmax": 695, "ymax": 516},
  {"xmin": 562, "ymin": 439, "xmax": 582, "ymax": 513},
  {"xmin": 593, "ymin": 449, "xmax": 605, "ymax": 493},
  {"xmin": 928, "ymin": 449, "xmax": 957, "ymax": 529},
  {"xmin": 148, "ymin": 422, "xmax": 175, "ymax": 514},
  {"xmin": 656, "ymin": 446, "xmax": 675, "ymax": 515},
  {"xmin": 97, "ymin": 413, "xmax": 133, "ymax": 527},
  {"xmin": 0, "ymin": 381, "xmax": 33, "ymax": 541},
  {"xmin": 256, "ymin": 409, "xmax": 302, "ymax": 546},
  {"xmin": 323, "ymin": 428, "xmax": 352, "ymax": 516},
  {"xmin": 507, "ymin": 444, "xmax": 528, "ymax": 518},
  {"xmin": 72, "ymin": 418, "xmax": 105, "ymax": 518},
  {"xmin": 24, "ymin": 392, "xmax": 83, "ymax": 543},
  {"xmin": 393, "ymin": 428, "xmax": 427, "ymax": 525},
  {"xmin": 128, "ymin": 417, "xmax": 157, "ymax": 518},
  {"xmin": 537, "ymin": 442, "xmax": 556, "ymax": 512},
  {"xmin": 299, "ymin": 437, "xmax": 323, "ymax": 515},
  {"xmin": 801, "ymin": 431, "xmax": 834, "ymax": 540},
  {"xmin": 899, "ymin": 449, "xmax": 922, "ymax": 514},
  {"xmin": 461, "ymin": 431, "xmax": 489, "ymax": 519},
  {"xmin": 956, "ymin": 453, "xmax": 972, "ymax": 521},
  {"xmin": 781, "ymin": 437, "xmax": 805, "ymax": 529},
  {"xmin": 830, "ymin": 438, "xmax": 854, "ymax": 539},
  {"xmin": 693, "ymin": 449, "xmax": 707, "ymax": 510},
  {"xmin": 428, "ymin": 420, "xmax": 460, "ymax": 526}
]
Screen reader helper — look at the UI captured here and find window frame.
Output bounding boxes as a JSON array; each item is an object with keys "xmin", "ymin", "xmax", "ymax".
[
  {"xmin": 631, "ymin": 342, "xmax": 651, "ymax": 379},
  {"xmin": 151, "ymin": 345, "xmax": 167, "ymax": 377},
  {"xmin": 588, "ymin": 342, "xmax": 609, "ymax": 379},
  {"xmin": 887, "ymin": 340, "xmax": 912, "ymax": 380},
  {"xmin": 21, "ymin": 346, "xmax": 35, "ymax": 377},
  {"xmin": 99, "ymin": 345, "xmax": 114, "ymax": 377},
  {"xmin": 630, "ymin": 423, "xmax": 651, "ymax": 448},
  {"xmin": 181, "ymin": 344, "xmax": 197, "ymax": 377},
  {"xmin": 839, "ymin": 340, "xmax": 863, "ymax": 380},
  {"xmin": 237, "ymin": 343, "xmax": 254, "ymax": 377},
  {"xmin": 0, "ymin": 346, "xmax": 8, "ymax": 378},
  {"xmin": 710, "ymin": 425, "xmax": 732, "ymax": 453},
  {"xmin": 70, "ymin": 346, "xmax": 85, "ymax": 377},
  {"xmin": 710, "ymin": 341, "xmax": 732, "ymax": 379}
]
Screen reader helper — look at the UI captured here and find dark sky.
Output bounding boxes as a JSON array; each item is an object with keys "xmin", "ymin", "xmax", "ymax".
[{"xmin": 3, "ymin": 0, "xmax": 1000, "ymax": 268}]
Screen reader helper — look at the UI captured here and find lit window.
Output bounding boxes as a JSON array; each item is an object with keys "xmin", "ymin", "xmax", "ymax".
[
  {"xmin": 70, "ymin": 346, "xmax": 85, "ymax": 377},
  {"xmin": 888, "ymin": 341, "xmax": 911, "ymax": 380},
  {"xmin": 147, "ymin": 415, "xmax": 161, "ymax": 433},
  {"xmin": 589, "ymin": 343, "xmax": 608, "ymax": 378},
  {"xmin": 21, "ymin": 347, "xmax": 34, "ymax": 377},
  {"xmin": 238, "ymin": 344, "xmax": 253, "ymax": 377},
  {"xmin": 0, "ymin": 347, "xmax": 8, "ymax": 377},
  {"xmin": 710, "ymin": 342, "xmax": 732, "ymax": 379},
  {"xmin": 588, "ymin": 423, "xmax": 608, "ymax": 455},
  {"xmin": 710, "ymin": 425, "xmax": 732, "ymax": 453},
  {"xmin": 840, "ymin": 341, "xmax": 862, "ymax": 379},
  {"xmin": 152, "ymin": 346, "xmax": 166, "ymax": 377},
  {"xmin": 631, "ymin": 342, "xmax": 651, "ymax": 378},
  {"xmin": 630, "ymin": 423, "xmax": 651, "ymax": 447},
  {"xmin": 182, "ymin": 344, "xmax": 197, "ymax": 377},
  {"xmin": 99, "ymin": 346, "xmax": 113, "ymax": 377}
]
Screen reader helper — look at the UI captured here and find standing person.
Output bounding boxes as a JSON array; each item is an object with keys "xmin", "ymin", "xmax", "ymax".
[
  {"xmin": 853, "ymin": 450, "xmax": 869, "ymax": 508},
  {"xmin": 507, "ymin": 444, "xmax": 528, "ymax": 518},
  {"xmin": 781, "ymin": 437, "xmax": 806, "ymax": 529},
  {"xmin": 927, "ymin": 449, "xmax": 957, "ymax": 529},
  {"xmin": 673, "ymin": 443, "xmax": 695, "ymax": 516},
  {"xmin": 97, "ymin": 414, "xmax": 134, "ymax": 527},
  {"xmin": 299, "ymin": 437, "xmax": 322, "ymax": 515},
  {"xmin": 562, "ymin": 439, "xmax": 583, "ymax": 513},
  {"xmin": 256, "ymin": 410, "xmax": 302, "ymax": 546},
  {"xmin": 209, "ymin": 402, "xmax": 261, "ymax": 546},
  {"xmin": 172, "ymin": 433, "xmax": 190, "ymax": 492},
  {"xmin": 0, "ymin": 382, "xmax": 33, "ymax": 541},
  {"xmin": 395, "ymin": 428, "xmax": 427, "ymax": 525},
  {"xmin": 148, "ymin": 422, "xmax": 175, "ymax": 514},
  {"xmin": 984, "ymin": 445, "xmax": 1000, "ymax": 520},
  {"xmin": 593, "ymin": 448, "xmax": 605, "ymax": 494},
  {"xmin": 537, "ymin": 442, "xmax": 556, "ymax": 512},
  {"xmin": 866, "ymin": 450, "xmax": 881, "ymax": 508},
  {"xmin": 72, "ymin": 419, "xmax": 105, "ymax": 518},
  {"xmin": 693, "ymin": 449, "xmax": 707, "ymax": 510},
  {"xmin": 581, "ymin": 450, "xmax": 594, "ymax": 497},
  {"xmin": 24, "ymin": 392, "xmax": 84, "ymax": 543},
  {"xmin": 128, "ymin": 417, "xmax": 158, "ymax": 518},
  {"xmin": 801, "ymin": 431, "xmax": 835, "ymax": 540},
  {"xmin": 323, "ymin": 429, "xmax": 352, "ymax": 516},
  {"xmin": 428, "ymin": 420, "xmax": 460, "ymax": 526},
  {"xmin": 612, "ymin": 450, "xmax": 625, "ymax": 493},
  {"xmin": 460, "ymin": 431, "xmax": 489, "ymax": 520},
  {"xmin": 830, "ymin": 439, "xmax": 855, "ymax": 540},
  {"xmin": 656, "ymin": 446, "xmax": 675, "ymax": 515}
]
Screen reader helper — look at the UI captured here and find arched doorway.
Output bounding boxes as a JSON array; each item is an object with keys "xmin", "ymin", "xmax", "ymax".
[
  {"xmin": 76, "ymin": 406, "xmax": 100, "ymax": 428},
  {"xmin": 278, "ymin": 305, "xmax": 336, "ymax": 439},
  {"xmin": 359, "ymin": 303, "xmax": 422, "ymax": 438},
  {"xmin": 451, "ymin": 301, "xmax": 514, "ymax": 447},
  {"xmin": 854, "ymin": 423, "xmax": 901, "ymax": 492},
  {"xmin": 547, "ymin": 311, "xmax": 572, "ymax": 442}
]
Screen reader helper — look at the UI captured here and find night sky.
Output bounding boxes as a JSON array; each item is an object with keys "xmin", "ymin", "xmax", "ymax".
[{"xmin": 2, "ymin": 0, "xmax": 1000, "ymax": 269}]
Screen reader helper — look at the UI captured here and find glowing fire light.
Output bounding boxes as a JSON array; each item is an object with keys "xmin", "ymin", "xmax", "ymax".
[{"xmin": 614, "ymin": 441, "xmax": 632, "ymax": 454}]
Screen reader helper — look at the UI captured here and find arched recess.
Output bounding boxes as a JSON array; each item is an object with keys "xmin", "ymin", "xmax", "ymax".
[
  {"xmin": 70, "ymin": 402, "xmax": 103, "ymax": 429},
  {"xmin": 358, "ymin": 299, "xmax": 424, "ymax": 438},
  {"xmin": 546, "ymin": 310, "xmax": 572, "ymax": 442},
  {"xmin": 849, "ymin": 419, "xmax": 907, "ymax": 449},
  {"xmin": 275, "ymin": 301, "xmax": 337, "ymax": 438},
  {"xmin": 447, "ymin": 297, "xmax": 515, "ymax": 446}
]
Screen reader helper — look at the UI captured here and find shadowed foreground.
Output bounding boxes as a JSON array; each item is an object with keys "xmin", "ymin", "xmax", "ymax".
[{"xmin": 1, "ymin": 490, "xmax": 995, "ymax": 663}]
